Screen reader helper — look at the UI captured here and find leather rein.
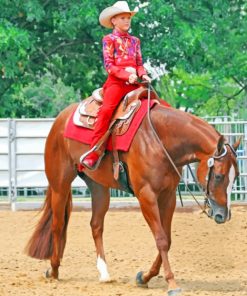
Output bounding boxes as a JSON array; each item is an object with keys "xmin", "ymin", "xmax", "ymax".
[{"xmin": 146, "ymin": 83, "xmax": 237, "ymax": 216}]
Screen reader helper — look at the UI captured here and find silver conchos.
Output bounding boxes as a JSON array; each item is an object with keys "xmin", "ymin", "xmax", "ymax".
[{"xmin": 207, "ymin": 157, "xmax": 215, "ymax": 168}]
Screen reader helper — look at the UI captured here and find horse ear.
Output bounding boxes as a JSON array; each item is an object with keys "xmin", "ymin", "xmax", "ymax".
[
  {"xmin": 217, "ymin": 135, "xmax": 225, "ymax": 154},
  {"xmin": 232, "ymin": 137, "xmax": 241, "ymax": 151}
]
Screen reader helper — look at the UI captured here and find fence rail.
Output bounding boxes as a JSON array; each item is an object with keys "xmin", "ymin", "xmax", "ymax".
[{"xmin": 0, "ymin": 117, "xmax": 246, "ymax": 208}]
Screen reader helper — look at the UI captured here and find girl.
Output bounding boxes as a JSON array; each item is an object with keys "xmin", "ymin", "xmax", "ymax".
[{"xmin": 80, "ymin": 1, "xmax": 151, "ymax": 169}]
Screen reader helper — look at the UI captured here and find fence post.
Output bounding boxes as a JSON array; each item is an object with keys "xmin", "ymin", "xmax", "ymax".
[
  {"xmin": 7, "ymin": 119, "xmax": 11, "ymax": 203},
  {"xmin": 9, "ymin": 120, "xmax": 17, "ymax": 211}
]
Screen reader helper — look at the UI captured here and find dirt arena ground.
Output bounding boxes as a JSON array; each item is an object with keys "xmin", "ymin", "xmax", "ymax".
[{"xmin": 0, "ymin": 205, "xmax": 246, "ymax": 296}]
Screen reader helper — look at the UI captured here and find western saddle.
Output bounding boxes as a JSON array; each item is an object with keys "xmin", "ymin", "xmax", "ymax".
[
  {"xmin": 73, "ymin": 85, "xmax": 158, "ymax": 135},
  {"xmin": 74, "ymin": 85, "xmax": 159, "ymax": 179}
]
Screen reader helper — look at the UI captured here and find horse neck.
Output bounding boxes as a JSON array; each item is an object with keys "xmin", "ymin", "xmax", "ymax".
[{"xmin": 153, "ymin": 106, "xmax": 219, "ymax": 165}]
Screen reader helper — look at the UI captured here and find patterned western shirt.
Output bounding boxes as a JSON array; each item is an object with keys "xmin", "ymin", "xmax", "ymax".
[{"xmin": 102, "ymin": 29, "xmax": 147, "ymax": 81}]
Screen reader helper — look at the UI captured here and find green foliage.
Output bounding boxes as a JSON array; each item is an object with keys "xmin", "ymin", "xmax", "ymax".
[
  {"xmin": 0, "ymin": 0, "xmax": 246, "ymax": 118},
  {"xmin": 156, "ymin": 68, "xmax": 246, "ymax": 117},
  {"xmin": 0, "ymin": 21, "xmax": 32, "ymax": 78},
  {"xmin": 140, "ymin": 0, "xmax": 247, "ymax": 116},
  {"xmin": 10, "ymin": 71, "xmax": 80, "ymax": 117}
]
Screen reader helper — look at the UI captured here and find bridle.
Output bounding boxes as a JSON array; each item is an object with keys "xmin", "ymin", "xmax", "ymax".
[
  {"xmin": 145, "ymin": 83, "xmax": 238, "ymax": 216},
  {"xmin": 206, "ymin": 143, "xmax": 237, "ymax": 197},
  {"xmin": 204, "ymin": 143, "xmax": 237, "ymax": 220}
]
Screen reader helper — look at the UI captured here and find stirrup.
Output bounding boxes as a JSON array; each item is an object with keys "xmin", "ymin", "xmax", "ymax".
[{"xmin": 79, "ymin": 146, "xmax": 105, "ymax": 171}]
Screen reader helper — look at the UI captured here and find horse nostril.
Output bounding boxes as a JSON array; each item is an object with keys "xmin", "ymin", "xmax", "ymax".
[{"xmin": 214, "ymin": 214, "xmax": 225, "ymax": 224}]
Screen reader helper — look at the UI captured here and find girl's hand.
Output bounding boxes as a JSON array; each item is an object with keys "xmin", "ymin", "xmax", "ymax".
[
  {"xmin": 142, "ymin": 75, "xmax": 152, "ymax": 83},
  {"xmin": 129, "ymin": 74, "xmax": 138, "ymax": 84}
]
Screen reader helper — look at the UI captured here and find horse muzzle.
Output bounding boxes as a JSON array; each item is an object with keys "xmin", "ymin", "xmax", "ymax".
[{"xmin": 207, "ymin": 198, "xmax": 230, "ymax": 224}]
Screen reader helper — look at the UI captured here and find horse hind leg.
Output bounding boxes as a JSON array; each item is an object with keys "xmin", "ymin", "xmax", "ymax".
[
  {"xmin": 83, "ymin": 175, "xmax": 111, "ymax": 282},
  {"xmin": 46, "ymin": 189, "xmax": 72, "ymax": 279},
  {"xmin": 25, "ymin": 186, "xmax": 72, "ymax": 279}
]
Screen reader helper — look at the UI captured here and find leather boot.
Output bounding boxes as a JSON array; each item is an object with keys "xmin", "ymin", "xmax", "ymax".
[{"xmin": 80, "ymin": 151, "xmax": 99, "ymax": 170}]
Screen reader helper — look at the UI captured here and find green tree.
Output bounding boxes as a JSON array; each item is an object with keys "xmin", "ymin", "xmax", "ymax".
[
  {"xmin": 0, "ymin": 0, "xmax": 109, "ymax": 117},
  {"xmin": 140, "ymin": 0, "xmax": 247, "ymax": 116},
  {"xmin": 0, "ymin": 0, "xmax": 246, "ymax": 118}
]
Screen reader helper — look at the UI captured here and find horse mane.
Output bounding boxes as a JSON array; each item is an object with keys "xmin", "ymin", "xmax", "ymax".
[
  {"xmin": 151, "ymin": 105, "xmax": 220, "ymax": 155},
  {"xmin": 156, "ymin": 105, "xmax": 219, "ymax": 136}
]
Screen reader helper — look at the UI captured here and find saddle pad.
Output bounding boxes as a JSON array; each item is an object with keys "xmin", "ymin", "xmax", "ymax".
[{"xmin": 64, "ymin": 99, "xmax": 157, "ymax": 152}]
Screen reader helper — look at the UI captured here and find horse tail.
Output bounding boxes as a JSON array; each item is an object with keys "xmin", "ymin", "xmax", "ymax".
[
  {"xmin": 25, "ymin": 186, "xmax": 72, "ymax": 260},
  {"xmin": 59, "ymin": 190, "xmax": 72, "ymax": 259}
]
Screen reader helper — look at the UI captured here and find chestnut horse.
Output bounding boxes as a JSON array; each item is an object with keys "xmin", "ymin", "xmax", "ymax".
[{"xmin": 26, "ymin": 101, "xmax": 239, "ymax": 296}]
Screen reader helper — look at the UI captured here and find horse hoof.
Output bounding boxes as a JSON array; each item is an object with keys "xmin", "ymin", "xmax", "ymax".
[
  {"xmin": 167, "ymin": 288, "xmax": 182, "ymax": 296},
  {"xmin": 136, "ymin": 271, "xmax": 148, "ymax": 288},
  {"xmin": 44, "ymin": 268, "xmax": 59, "ymax": 280},
  {"xmin": 99, "ymin": 276, "xmax": 112, "ymax": 283},
  {"xmin": 44, "ymin": 268, "xmax": 52, "ymax": 279}
]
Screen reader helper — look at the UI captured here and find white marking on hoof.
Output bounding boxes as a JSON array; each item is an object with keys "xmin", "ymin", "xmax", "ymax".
[
  {"xmin": 99, "ymin": 275, "xmax": 112, "ymax": 282},
  {"xmin": 97, "ymin": 256, "xmax": 111, "ymax": 282}
]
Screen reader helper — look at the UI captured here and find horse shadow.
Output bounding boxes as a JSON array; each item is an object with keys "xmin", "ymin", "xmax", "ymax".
[{"xmin": 148, "ymin": 276, "xmax": 247, "ymax": 293}]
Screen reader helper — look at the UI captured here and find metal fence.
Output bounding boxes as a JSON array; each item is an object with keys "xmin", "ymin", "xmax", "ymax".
[
  {"xmin": 181, "ymin": 117, "xmax": 247, "ymax": 201},
  {"xmin": 0, "ymin": 119, "xmax": 10, "ymax": 200},
  {"xmin": 208, "ymin": 118, "xmax": 247, "ymax": 201},
  {"xmin": 0, "ymin": 117, "xmax": 246, "ymax": 207},
  {"xmin": 0, "ymin": 118, "xmax": 129, "ymax": 206}
]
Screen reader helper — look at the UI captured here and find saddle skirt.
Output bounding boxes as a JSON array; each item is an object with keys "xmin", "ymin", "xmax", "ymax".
[{"xmin": 73, "ymin": 86, "xmax": 159, "ymax": 136}]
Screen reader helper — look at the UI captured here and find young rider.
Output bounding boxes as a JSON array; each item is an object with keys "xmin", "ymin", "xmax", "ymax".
[{"xmin": 80, "ymin": 1, "xmax": 151, "ymax": 169}]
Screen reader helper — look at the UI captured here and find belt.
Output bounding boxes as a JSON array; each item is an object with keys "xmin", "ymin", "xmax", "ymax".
[{"xmin": 125, "ymin": 67, "xmax": 137, "ymax": 74}]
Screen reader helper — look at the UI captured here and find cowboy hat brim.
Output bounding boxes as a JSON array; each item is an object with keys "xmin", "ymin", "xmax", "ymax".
[{"xmin": 99, "ymin": 7, "xmax": 137, "ymax": 29}]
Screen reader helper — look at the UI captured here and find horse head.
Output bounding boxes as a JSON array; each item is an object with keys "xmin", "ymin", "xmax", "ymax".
[{"xmin": 197, "ymin": 136, "xmax": 240, "ymax": 224}]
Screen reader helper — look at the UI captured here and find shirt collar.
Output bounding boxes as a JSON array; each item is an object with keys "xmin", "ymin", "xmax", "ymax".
[{"xmin": 113, "ymin": 28, "xmax": 131, "ymax": 38}]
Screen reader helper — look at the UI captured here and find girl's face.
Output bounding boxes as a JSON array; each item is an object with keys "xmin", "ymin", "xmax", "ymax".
[{"xmin": 111, "ymin": 13, "xmax": 131, "ymax": 32}]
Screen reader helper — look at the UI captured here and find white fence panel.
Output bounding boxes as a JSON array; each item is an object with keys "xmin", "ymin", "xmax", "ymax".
[
  {"xmin": 16, "ymin": 171, "xmax": 48, "ymax": 187},
  {"xmin": 0, "ymin": 117, "xmax": 246, "ymax": 205},
  {"xmin": 15, "ymin": 119, "xmax": 53, "ymax": 137},
  {"xmin": 0, "ymin": 172, "xmax": 9, "ymax": 187},
  {"xmin": 12, "ymin": 118, "xmax": 86, "ymax": 194}
]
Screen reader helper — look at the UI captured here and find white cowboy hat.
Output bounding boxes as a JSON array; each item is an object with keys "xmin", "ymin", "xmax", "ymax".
[{"xmin": 99, "ymin": 1, "xmax": 138, "ymax": 29}]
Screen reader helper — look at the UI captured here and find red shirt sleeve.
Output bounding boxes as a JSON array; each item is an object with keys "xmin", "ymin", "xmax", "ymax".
[
  {"xmin": 136, "ymin": 38, "xmax": 147, "ymax": 78},
  {"xmin": 102, "ymin": 36, "xmax": 131, "ymax": 81}
]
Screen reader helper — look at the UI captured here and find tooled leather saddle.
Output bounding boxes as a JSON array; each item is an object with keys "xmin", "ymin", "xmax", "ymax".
[{"xmin": 73, "ymin": 86, "xmax": 158, "ymax": 135}]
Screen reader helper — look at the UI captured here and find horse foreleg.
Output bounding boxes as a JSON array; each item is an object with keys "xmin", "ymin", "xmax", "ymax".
[
  {"xmin": 136, "ymin": 254, "xmax": 162, "ymax": 286},
  {"xmin": 83, "ymin": 175, "xmax": 111, "ymax": 282},
  {"xmin": 137, "ymin": 187, "xmax": 181, "ymax": 295},
  {"xmin": 137, "ymin": 191, "xmax": 176, "ymax": 287}
]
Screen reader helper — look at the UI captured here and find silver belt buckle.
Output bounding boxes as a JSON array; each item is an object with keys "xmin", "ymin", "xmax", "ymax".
[{"xmin": 125, "ymin": 67, "xmax": 137, "ymax": 74}]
